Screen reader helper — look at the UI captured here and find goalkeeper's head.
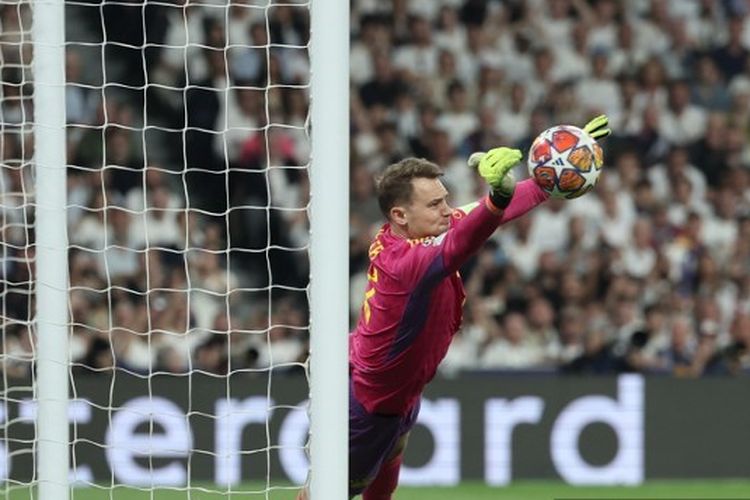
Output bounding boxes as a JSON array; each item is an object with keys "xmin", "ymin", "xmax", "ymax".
[{"xmin": 376, "ymin": 158, "xmax": 453, "ymax": 239}]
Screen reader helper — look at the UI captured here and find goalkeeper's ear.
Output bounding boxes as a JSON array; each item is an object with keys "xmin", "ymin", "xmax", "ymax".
[{"xmin": 583, "ymin": 114, "xmax": 611, "ymax": 140}]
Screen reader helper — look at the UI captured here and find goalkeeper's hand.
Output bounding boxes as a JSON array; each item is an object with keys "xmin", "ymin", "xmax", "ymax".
[
  {"xmin": 583, "ymin": 114, "xmax": 611, "ymax": 140},
  {"xmin": 468, "ymin": 147, "xmax": 522, "ymax": 208}
]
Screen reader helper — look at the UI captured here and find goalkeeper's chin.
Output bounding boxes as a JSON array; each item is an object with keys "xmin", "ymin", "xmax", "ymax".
[
  {"xmin": 434, "ymin": 221, "xmax": 450, "ymax": 235},
  {"xmin": 411, "ymin": 219, "xmax": 450, "ymax": 239}
]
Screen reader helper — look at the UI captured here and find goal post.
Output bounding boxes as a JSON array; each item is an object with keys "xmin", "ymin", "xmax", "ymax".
[
  {"xmin": 32, "ymin": 0, "xmax": 69, "ymax": 499},
  {"xmin": 309, "ymin": 0, "xmax": 349, "ymax": 498}
]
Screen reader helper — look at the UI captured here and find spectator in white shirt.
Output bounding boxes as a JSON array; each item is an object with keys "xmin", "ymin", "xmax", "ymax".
[
  {"xmin": 658, "ymin": 79, "xmax": 707, "ymax": 145},
  {"xmin": 435, "ymin": 80, "xmax": 478, "ymax": 147},
  {"xmin": 433, "ymin": 5, "xmax": 466, "ymax": 54},
  {"xmin": 529, "ymin": 198, "xmax": 571, "ymax": 253},
  {"xmin": 622, "ymin": 217, "xmax": 657, "ymax": 279},
  {"xmin": 575, "ymin": 49, "xmax": 622, "ymax": 119},
  {"xmin": 496, "ymin": 82, "xmax": 531, "ymax": 144},
  {"xmin": 482, "ymin": 312, "xmax": 546, "ymax": 369},
  {"xmin": 665, "ymin": 174, "xmax": 711, "ymax": 228},
  {"xmin": 648, "ymin": 146, "xmax": 707, "ymax": 204},
  {"xmin": 393, "ymin": 15, "xmax": 439, "ymax": 82},
  {"xmin": 552, "ymin": 22, "xmax": 592, "ymax": 83},
  {"xmin": 599, "ymin": 186, "xmax": 636, "ymax": 249},
  {"xmin": 701, "ymin": 187, "xmax": 739, "ymax": 264},
  {"xmin": 608, "ymin": 22, "xmax": 649, "ymax": 77}
]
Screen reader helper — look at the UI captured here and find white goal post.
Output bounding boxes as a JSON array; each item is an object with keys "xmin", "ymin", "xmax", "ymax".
[
  {"xmin": 20, "ymin": 0, "xmax": 349, "ymax": 498},
  {"xmin": 33, "ymin": 0, "xmax": 69, "ymax": 499},
  {"xmin": 309, "ymin": 0, "xmax": 349, "ymax": 498}
]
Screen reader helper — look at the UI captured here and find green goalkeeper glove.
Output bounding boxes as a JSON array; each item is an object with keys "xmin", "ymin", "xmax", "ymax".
[
  {"xmin": 468, "ymin": 147, "xmax": 522, "ymax": 208},
  {"xmin": 582, "ymin": 114, "xmax": 611, "ymax": 140}
]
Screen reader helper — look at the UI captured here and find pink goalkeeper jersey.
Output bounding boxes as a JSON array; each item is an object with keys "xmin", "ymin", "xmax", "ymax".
[{"xmin": 350, "ymin": 179, "xmax": 549, "ymax": 415}]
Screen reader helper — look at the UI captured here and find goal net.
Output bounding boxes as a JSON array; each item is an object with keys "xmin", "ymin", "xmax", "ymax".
[{"xmin": 0, "ymin": 0, "xmax": 347, "ymax": 497}]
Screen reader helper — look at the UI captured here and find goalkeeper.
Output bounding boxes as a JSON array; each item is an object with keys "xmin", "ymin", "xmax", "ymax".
[{"xmin": 297, "ymin": 116, "xmax": 610, "ymax": 500}]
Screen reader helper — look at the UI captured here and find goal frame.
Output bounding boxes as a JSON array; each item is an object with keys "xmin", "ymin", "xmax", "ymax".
[
  {"xmin": 308, "ymin": 0, "xmax": 349, "ymax": 498},
  {"xmin": 33, "ymin": 0, "xmax": 69, "ymax": 498}
]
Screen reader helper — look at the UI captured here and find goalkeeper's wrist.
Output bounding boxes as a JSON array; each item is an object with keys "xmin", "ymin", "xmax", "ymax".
[{"xmin": 488, "ymin": 188, "xmax": 514, "ymax": 210}]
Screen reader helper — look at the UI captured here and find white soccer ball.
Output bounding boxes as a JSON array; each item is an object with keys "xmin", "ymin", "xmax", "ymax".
[{"xmin": 527, "ymin": 124, "xmax": 604, "ymax": 199}]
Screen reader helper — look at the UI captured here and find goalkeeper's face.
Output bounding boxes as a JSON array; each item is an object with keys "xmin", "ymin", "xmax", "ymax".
[{"xmin": 392, "ymin": 177, "xmax": 453, "ymax": 239}]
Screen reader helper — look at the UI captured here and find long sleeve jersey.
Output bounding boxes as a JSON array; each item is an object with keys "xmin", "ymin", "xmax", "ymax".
[{"xmin": 350, "ymin": 179, "xmax": 548, "ymax": 415}]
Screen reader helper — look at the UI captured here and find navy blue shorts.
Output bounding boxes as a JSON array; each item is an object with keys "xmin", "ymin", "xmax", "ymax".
[{"xmin": 349, "ymin": 385, "xmax": 420, "ymax": 497}]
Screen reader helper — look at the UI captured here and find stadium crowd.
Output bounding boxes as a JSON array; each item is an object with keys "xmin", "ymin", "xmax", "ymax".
[{"xmin": 0, "ymin": 0, "xmax": 749, "ymax": 379}]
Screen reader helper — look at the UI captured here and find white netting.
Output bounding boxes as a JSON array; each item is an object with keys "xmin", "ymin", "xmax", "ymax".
[
  {"xmin": 2, "ymin": 0, "xmax": 313, "ymax": 496},
  {"xmin": 1, "ymin": 0, "xmax": 36, "ymax": 496}
]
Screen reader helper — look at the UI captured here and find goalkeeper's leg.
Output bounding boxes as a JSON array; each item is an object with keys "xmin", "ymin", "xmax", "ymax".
[
  {"xmin": 298, "ymin": 388, "xmax": 413, "ymax": 499},
  {"xmin": 362, "ymin": 454, "xmax": 402, "ymax": 500},
  {"xmin": 361, "ymin": 432, "xmax": 409, "ymax": 500}
]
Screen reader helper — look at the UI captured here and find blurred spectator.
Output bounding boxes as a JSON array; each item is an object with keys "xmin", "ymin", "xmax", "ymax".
[
  {"xmin": 481, "ymin": 312, "xmax": 546, "ymax": 369},
  {"xmin": 691, "ymin": 55, "xmax": 731, "ymax": 111},
  {"xmin": 662, "ymin": 315, "xmax": 697, "ymax": 376},
  {"xmin": 189, "ymin": 250, "xmax": 239, "ymax": 330},
  {"xmin": 624, "ymin": 304, "xmax": 671, "ymax": 373},
  {"xmin": 575, "ymin": 49, "xmax": 622, "ymax": 119},
  {"xmin": 393, "ymin": 15, "xmax": 439, "ymax": 85},
  {"xmin": 360, "ymin": 51, "xmax": 406, "ymax": 109},
  {"xmin": 547, "ymin": 306, "xmax": 584, "ymax": 366},
  {"xmin": 564, "ymin": 326, "xmax": 620, "ymax": 374},
  {"xmin": 194, "ymin": 335, "xmax": 228, "ymax": 374},
  {"xmin": 659, "ymin": 79, "xmax": 707, "ymax": 145},
  {"xmin": 621, "ymin": 218, "xmax": 657, "ymax": 279},
  {"xmin": 436, "ymin": 80, "xmax": 479, "ymax": 147},
  {"xmin": 711, "ymin": 15, "xmax": 748, "ymax": 80},
  {"xmin": 65, "ymin": 49, "xmax": 98, "ymax": 128},
  {"xmin": 497, "ymin": 82, "xmax": 532, "ymax": 144}
]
